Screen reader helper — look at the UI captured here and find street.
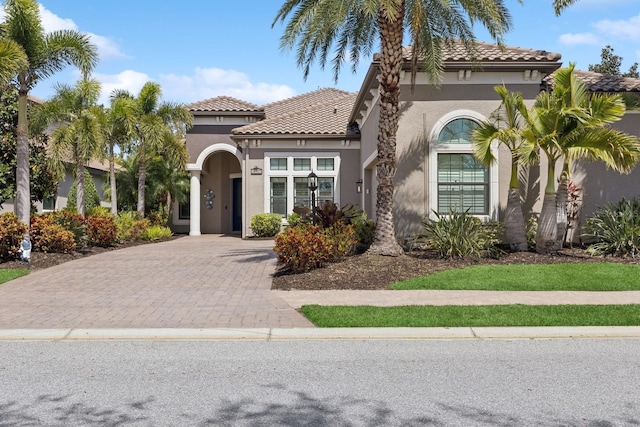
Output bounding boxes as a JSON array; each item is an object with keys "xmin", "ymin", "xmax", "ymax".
[{"xmin": 1, "ymin": 338, "xmax": 638, "ymax": 426}]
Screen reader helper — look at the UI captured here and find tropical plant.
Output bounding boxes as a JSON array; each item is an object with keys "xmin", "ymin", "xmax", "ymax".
[
  {"xmin": 113, "ymin": 82, "xmax": 192, "ymax": 217},
  {"xmin": 274, "ymin": 224, "xmax": 334, "ymax": 273},
  {"xmin": 250, "ymin": 213, "xmax": 282, "ymax": 238},
  {"xmin": 66, "ymin": 169, "xmax": 101, "ymax": 213},
  {"xmin": 553, "ymin": 0, "xmax": 579, "ymax": 14},
  {"xmin": 0, "ymin": 38, "xmax": 27, "ymax": 84},
  {"xmin": 85, "ymin": 209, "xmax": 117, "ymax": 247},
  {"xmin": 141, "ymin": 224, "xmax": 172, "ymax": 241},
  {"xmin": 1, "ymin": 0, "xmax": 98, "ymax": 226},
  {"xmin": 582, "ymin": 198, "xmax": 640, "ymax": 258},
  {"xmin": 30, "ymin": 78, "xmax": 104, "ymax": 217},
  {"xmin": 274, "ymin": 0, "xmax": 514, "ymax": 256},
  {"xmin": 0, "ymin": 212, "xmax": 27, "ymax": 261},
  {"xmin": 472, "ymin": 85, "xmax": 528, "ymax": 251},
  {"xmin": 519, "ymin": 65, "xmax": 640, "ymax": 253}
]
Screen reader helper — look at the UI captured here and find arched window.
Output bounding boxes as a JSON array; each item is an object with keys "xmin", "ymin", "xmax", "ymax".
[{"xmin": 429, "ymin": 113, "xmax": 498, "ymax": 218}]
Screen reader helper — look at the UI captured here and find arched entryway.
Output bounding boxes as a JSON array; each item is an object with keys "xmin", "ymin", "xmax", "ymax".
[{"xmin": 186, "ymin": 143, "xmax": 243, "ymax": 236}]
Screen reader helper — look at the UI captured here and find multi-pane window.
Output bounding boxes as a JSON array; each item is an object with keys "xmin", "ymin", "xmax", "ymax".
[
  {"xmin": 270, "ymin": 177, "xmax": 287, "ymax": 217},
  {"xmin": 294, "ymin": 177, "xmax": 311, "ymax": 207},
  {"xmin": 179, "ymin": 201, "xmax": 190, "ymax": 220},
  {"xmin": 293, "ymin": 158, "xmax": 311, "ymax": 171},
  {"xmin": 437, "ymin": 154, "xmax": 488, "ymax": 214},
  {"xmin": 270, "ymin": 158, "xmax": 287, "ymax": 171},
  {"xmin": 42, "ymin": 196, "xmax": 55, "ymax": 211},
  {"xmin": 317, "ymin": 158, "xmax": 334, "ymax": 171},
  {"xmin": 318, "ymin": 177, "xmax": 334, "ymax": 205}
]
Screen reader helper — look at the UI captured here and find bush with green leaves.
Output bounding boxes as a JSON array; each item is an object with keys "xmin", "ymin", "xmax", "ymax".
[
  {"xmin": 324, "ymin": 223, "xmax": 359, "ymax": 260},
  {"xmin": 582, "ymin": 197, "xmax": 640, "ymax": 258},
  {"xmin": 349, "ymin": 211, "xmax": 376, "ymax": 252},
  {"xmin": 0, "ymin": 212, "xmax": 28, "ymax": 261},
  {"xmin": 66, "ymin": 169, "xmax": 101, "ymax": 213},
  {"xmin": 251, "ymin": 213, "xmax": 282, "ymax": 238},
  {"xmin": 419, "ymin": 209, "xmax": 502, "ymax": 258},
  {"xmin": 35, "ymin": 223, "xmax": 76, "ymax": 253},
  {"xmin": 115, "ymin": 211, "xmax": 150, "ymax": 242},
  {"xmin": 85, "ymin": 210, "xmax": 118, "ymax": 247},
  {"xmin": 274, "ymin": 224, "xmax": 334, "ymax": 273},
  {"xmin": 141, "ymin": 225, "xmax": 173, "ymax": 241},
  {"xmin": 54, "ymin": 210, "xmax": 86, "ymax": 246}
]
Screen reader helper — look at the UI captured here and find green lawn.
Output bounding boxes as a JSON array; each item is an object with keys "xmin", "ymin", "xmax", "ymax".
[
  {"xmin": 301, "ymin": 304, "xmax": 640, "ymax": 327},
  {"xmin": 0, "ymin": 269, "xmax": 29, "ymax": 285},
  {"xmin": 391, "ymin": 263, "xmax": 640, "ymax": 291}
]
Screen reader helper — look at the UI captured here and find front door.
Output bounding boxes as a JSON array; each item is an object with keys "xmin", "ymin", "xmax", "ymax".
[{"xmin": 232, "ymin": 178, "xmax": 242, "ymax": 232}]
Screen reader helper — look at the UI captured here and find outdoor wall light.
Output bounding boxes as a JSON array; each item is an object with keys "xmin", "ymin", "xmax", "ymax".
[
  {"xmin": 307, "ymin": 171, "xmax": 318, "ymax": 225},
  {"xmin": 356, "ymin": 179, "xmax": 363, "ymax": 194}
]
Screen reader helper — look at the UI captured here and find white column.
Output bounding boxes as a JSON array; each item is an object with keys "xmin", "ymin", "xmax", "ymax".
[{"xmin": 189, "ymin": 171, "xmax": 201, "ymax": 236}]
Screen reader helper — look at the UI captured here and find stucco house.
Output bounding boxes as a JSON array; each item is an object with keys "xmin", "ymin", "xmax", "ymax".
[{"xmin": 177, "ymin": 41, "xmax": 640, "ymax": 241}]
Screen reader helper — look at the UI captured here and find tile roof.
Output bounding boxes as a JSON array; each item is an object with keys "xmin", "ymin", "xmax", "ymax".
[
  {"xmin": 232, "ymin": 92, "xmax": 358, "ymax": 136},
  {"xmin": 395, "ymin": 41, "xmax": 562, "ymax": 64},
  {"xmin": 186, "ymin": 96, "xmax": 263, "ymax": 112},
  {"xmin": 263, "ymin": 88, "xmax": 351, "ymax": 118},
  {"xmin": 570, "ymin": 70, "xmax": 640, "ymax": 93}
]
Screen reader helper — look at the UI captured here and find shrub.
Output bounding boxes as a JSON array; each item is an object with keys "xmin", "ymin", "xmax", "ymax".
[
  {"xmin": 420, "ymin": 209, "xmax": 492, "ymax": 258},
  {"xmin": 251, "ymin": 213, "xmax": 282, "ymax": 238},
  {"xmin": 0, "ymin": 212, "xmax": 27, "ymax": 261},
  {"xmin": 582, "ymin": 197, "xmax": 640, "ymax": 258},
  {"xmin": 293, "ymin": 201, "xmax": 360, "ymax": 228},
  {"xmin": 324, "ymin": 223, "xmax": 359, "ymax": 260},
  {"xmin": 85, "ymin": 211, "xmax": 118, "ymax": 247},
  {"xmin": 274, "ymin": 224, "xmax": 333, "ymax": 273},
  {"xmin": 30, "ymin": 213, "xmax": 57, "ymax": 250},
  {"xmin": 67, "ymin": 169, "xmax": 101, "ymax": 213},
  {"xmin": 147, "ymin": 210, "xmax": 167, "ymax": 226},
  {"xmin": 350, "ymin": 212, "xmax": 376, "ymax": 251},
  {"xmin": 526, "ymin": 215, "xmax": 538, "ymax": 249},
  {"xmin": 36, "ymin": 223, "xmax": 76, "ymax": 253},
  {"xmin": 115, "ymin": 211, "xmax": 149, "ymax": 242},
  {"xmin": 286, "ymin": 212, "xmax": 302, "ymax": 228},
  {"xmin": 54, "ymin": 210, "xmax": 85, "ymax": 246},
  {"xmin": 141, "ymin": 225, "xmax": 173, "ymax": 241}
]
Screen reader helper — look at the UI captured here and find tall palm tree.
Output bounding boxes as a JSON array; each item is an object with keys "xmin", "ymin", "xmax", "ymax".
[
  {"xmin": 0, "ymin": 39, "xmax": 27, "ymax": 84},
  {"xmin": 1, "ymin": 0, "xmax": 98, "ymax": 225},
  {"xmin": 274, "ymin": 0, "xmax": 514, "ymax": 255},
  {"xmin": 472, "ymin": 85, "xmax": 529, "ymax": 251},
  {"xmin": 117, "ymin": 82, "xmax": 192, "ymax": 217},
  {"xmin": 520, "ymin": 65, "xmax": 640, "ymax": 253},
  {"xmin": 31, "ymin": 78, "xmax": 104, "ymax": 217},
  {"xmin": 553, "ymin": 0, "xmax": 579, "ymax": 15}
]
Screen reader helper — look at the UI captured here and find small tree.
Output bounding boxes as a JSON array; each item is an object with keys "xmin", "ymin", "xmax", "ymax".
[
  {"xmin": 589, "ymin": 45, "xmax": 639, "ymax": 78},
  {"xmin": 67, "ymin": 169, "xmax": 101, "ymax": 213}
]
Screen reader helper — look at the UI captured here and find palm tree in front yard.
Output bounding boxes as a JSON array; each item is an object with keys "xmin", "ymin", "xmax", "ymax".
[
  {"xmin": 0, "ymin": 39, "xmax": 27, "ymax": 84},
  {"xmin": 1, "ymin": 0, "xmax": 97, "ymax": 226},
  {"xmin": 520, "ymin": 65, "xmax": 640, "ymax": 254},
  {"xmin": 472, "ymin": 85, "xmax": 529, "ymax": 251},
  {"xmin": 273, "ymin": 0, "xmax": 515, "ymax": 256}
]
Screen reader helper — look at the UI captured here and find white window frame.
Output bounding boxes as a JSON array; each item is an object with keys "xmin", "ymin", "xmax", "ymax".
[
  {"xmin": 264, "ymin": 152, "xmax": 340, "ymax": 218},
  {"xmin": 428, "ymin": 110, "xmax": 499, "ymax": 220}
]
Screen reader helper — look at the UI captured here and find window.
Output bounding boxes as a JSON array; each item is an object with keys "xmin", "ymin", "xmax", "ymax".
[
  {"xmin": 264, "ymin": 153, "xmax": 340, "ymax": 218},
  {"xmin": 179, "ymin": 201, "xmax": 190, "ymax": 220},
  {"xmin": 42, "ymin": 196, "xmax": 55, "ymax": 211},
  {"xmin": 429, "ymin": 113, "xmax": 497, "ymax": 219}
]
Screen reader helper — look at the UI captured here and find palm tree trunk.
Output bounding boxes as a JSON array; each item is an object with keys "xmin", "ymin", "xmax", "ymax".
[
  {"xmin": 536, "ymin": 164, "xmax": 558, "ymax": 254},
  {"xmin": 77, "ymin": 161, "xmax": 85, "ymax": 217},
  {"xmin": 367, "ymin": 1, "xmax": 405, "ymax": 257},
  {"xmin": 555, "ymin": 168, "xmax": 569, "ymax": 249},
  {"xmin": 109, "ymin": 142, "xmax": 118, "ymax": 216},
  {"xmin": 137, "ymin": 147, "xmax": 146, "ymax": 217},
  {"xmin": 15, "ymin": 84, "xmax": 30, "ymax": 226},
  {"xmin": 166, "ymin": 191, "xmax": 172, "ymax": 223},
  {"xmin": 505, "ymin": 159, "xmax": 528, "ymax": 251}
]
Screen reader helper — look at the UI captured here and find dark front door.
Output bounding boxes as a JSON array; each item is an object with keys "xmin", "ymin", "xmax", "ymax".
[{"xmin": 232, "ymin": 178, "xmax": 242, "ymax": 232}]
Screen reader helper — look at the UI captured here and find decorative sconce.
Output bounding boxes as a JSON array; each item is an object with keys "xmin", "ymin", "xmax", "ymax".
[
  {"xmin": 251, "ymin": 166, "xmax": 263, "ymax": 175},
  {"xmin": 307, "ymin": 171, "xmax": 318, "ymax": 225},
  {"xmin": 356, "ymin": 179, "xmax": 363, "ymax": 194},
  {"xmin": 204, "ymin": 188, "xmax": 215, "ymax": 210}
]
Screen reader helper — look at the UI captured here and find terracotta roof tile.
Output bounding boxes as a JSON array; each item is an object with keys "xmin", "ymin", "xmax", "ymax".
[
  {"xmin": 263, "ymin": 88, "xmax": 351, "ymax": 118},
  {"xmin": 394, "ymin": 41, "xmax": 562, "ymax": 64},
  {"xmin": 571, "ymin": 70, "xmax": 640, "ymax": 92},
  {"xmin": 233, "ymin": 92, "xmax": 357, "ymax": 136},
  {"xmin": 186, "ymin": 96, "xmax": 263, "ymax": 112}
]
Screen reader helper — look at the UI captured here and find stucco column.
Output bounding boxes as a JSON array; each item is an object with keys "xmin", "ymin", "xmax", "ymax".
[{"xmin": 189, "ymin": 171, "xmax": 201, "ymax": 236}]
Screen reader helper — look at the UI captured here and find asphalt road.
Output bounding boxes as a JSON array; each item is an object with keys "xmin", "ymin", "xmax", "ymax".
[{"xmin": 1, "ymin": 339, "xmax": 639, "ymax": 426}]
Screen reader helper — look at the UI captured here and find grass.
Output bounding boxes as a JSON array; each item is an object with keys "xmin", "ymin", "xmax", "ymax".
[
  {"xmin": 0, "ymin": 269, "xmax": 29, "ymax": 285},
  {"xmin": 301, "ymin": 304, "xmax": 640, "ymax": 327},
  {"xmin": 391, "ymin": 263, "xmax": 640, "ymax": 291}
]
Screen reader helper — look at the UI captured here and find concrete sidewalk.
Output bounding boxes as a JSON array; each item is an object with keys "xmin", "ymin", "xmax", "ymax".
[{"xmin": 1, "ymin": 234, "xmax": 640, "ymax": 340}]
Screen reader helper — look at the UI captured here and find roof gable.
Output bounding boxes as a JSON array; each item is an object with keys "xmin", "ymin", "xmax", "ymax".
[
  {"xmin": 263, "ymin": 88, "xmax": 351, "ymax": 118},
  {"xmin": 186, "ymin": 96, "xmax": 263, "ymax": 112}
]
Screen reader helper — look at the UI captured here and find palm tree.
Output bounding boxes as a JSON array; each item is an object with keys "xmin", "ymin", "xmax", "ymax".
[
  {"xmin": 520, "ymin": 65, "xmax": 640, "ymax": 253},
  {"xmin": 553, "ymin": 0, "xmax": 579, "ymax": 15},
  {"xmin": 0, "ymin": 39, "xmax": 27, "ymax": 84},
  {"xmin": 117, "ymin": 82, "xmax": 192, "ymax": 217},
  {"xmin": 472, "ymin": 85, "xmax": 529, "ymax": 251},
  {"xmin": 31, "ymin": 78, "xmax": 104, "ymax": 217},
  {"xmin": 274, "ymin": 0, "xmax": 514, "ymax": 256},
  {"xmin": 1, "ymin": 0, "xmax": 98, "ymax": 225}
]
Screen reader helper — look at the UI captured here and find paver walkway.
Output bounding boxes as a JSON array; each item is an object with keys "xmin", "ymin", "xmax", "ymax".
[{"xmin": 0, "ymin": 235, "xmax": 313, "ymax": 329}]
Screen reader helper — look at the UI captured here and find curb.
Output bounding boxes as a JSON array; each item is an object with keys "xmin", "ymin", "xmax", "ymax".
[{"xmin": 1, "ymin": 326, "xmax": 640, "ymax": 341}]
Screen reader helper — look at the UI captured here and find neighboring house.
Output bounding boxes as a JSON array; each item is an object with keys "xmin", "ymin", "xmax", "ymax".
[{"xmin": 178, "ymin": 41, "xmax": 640, "ymax": 240}]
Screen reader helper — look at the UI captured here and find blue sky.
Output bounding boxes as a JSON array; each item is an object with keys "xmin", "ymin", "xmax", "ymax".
[{"xmin": 5, "ymin": 0, "xmax": 640, "ymax": 106}]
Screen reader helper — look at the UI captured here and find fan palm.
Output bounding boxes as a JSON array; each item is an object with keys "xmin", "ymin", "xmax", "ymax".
[
  {"xmin": 472, "ymin": 85, "xmax": 529, "ymax": 251},
  {"xmin": 1, "ymin": 0, "xmax": 97, "ymax": 225},
  {"xmin": 274, "ymin": 0, "xmax": 515, "ymax": 255}
]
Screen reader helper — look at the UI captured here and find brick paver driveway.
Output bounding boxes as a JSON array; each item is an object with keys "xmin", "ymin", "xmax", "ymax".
[{"xmin": 0, "ymin": 235, "xmax": 313, "ymax": 328}]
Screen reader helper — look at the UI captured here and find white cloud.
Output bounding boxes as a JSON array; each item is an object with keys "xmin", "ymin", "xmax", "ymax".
[
  {"xmin": 558, "ymin": 32, "xmax": 600, "ymax": 46},
  {"xmin": 159, "ymin": 67, "xmax": 297, "ymax": 104},
  {"xmin": 39, "ymin": 5, "xmax": 76, "ymax": 32},
  {"xmin": 94, "ymin": 70, "xmax": 150, "ymax": 106},
  {"xmin": 593, "ymin": 14, "xmax": 640, "ymax": 40}
]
